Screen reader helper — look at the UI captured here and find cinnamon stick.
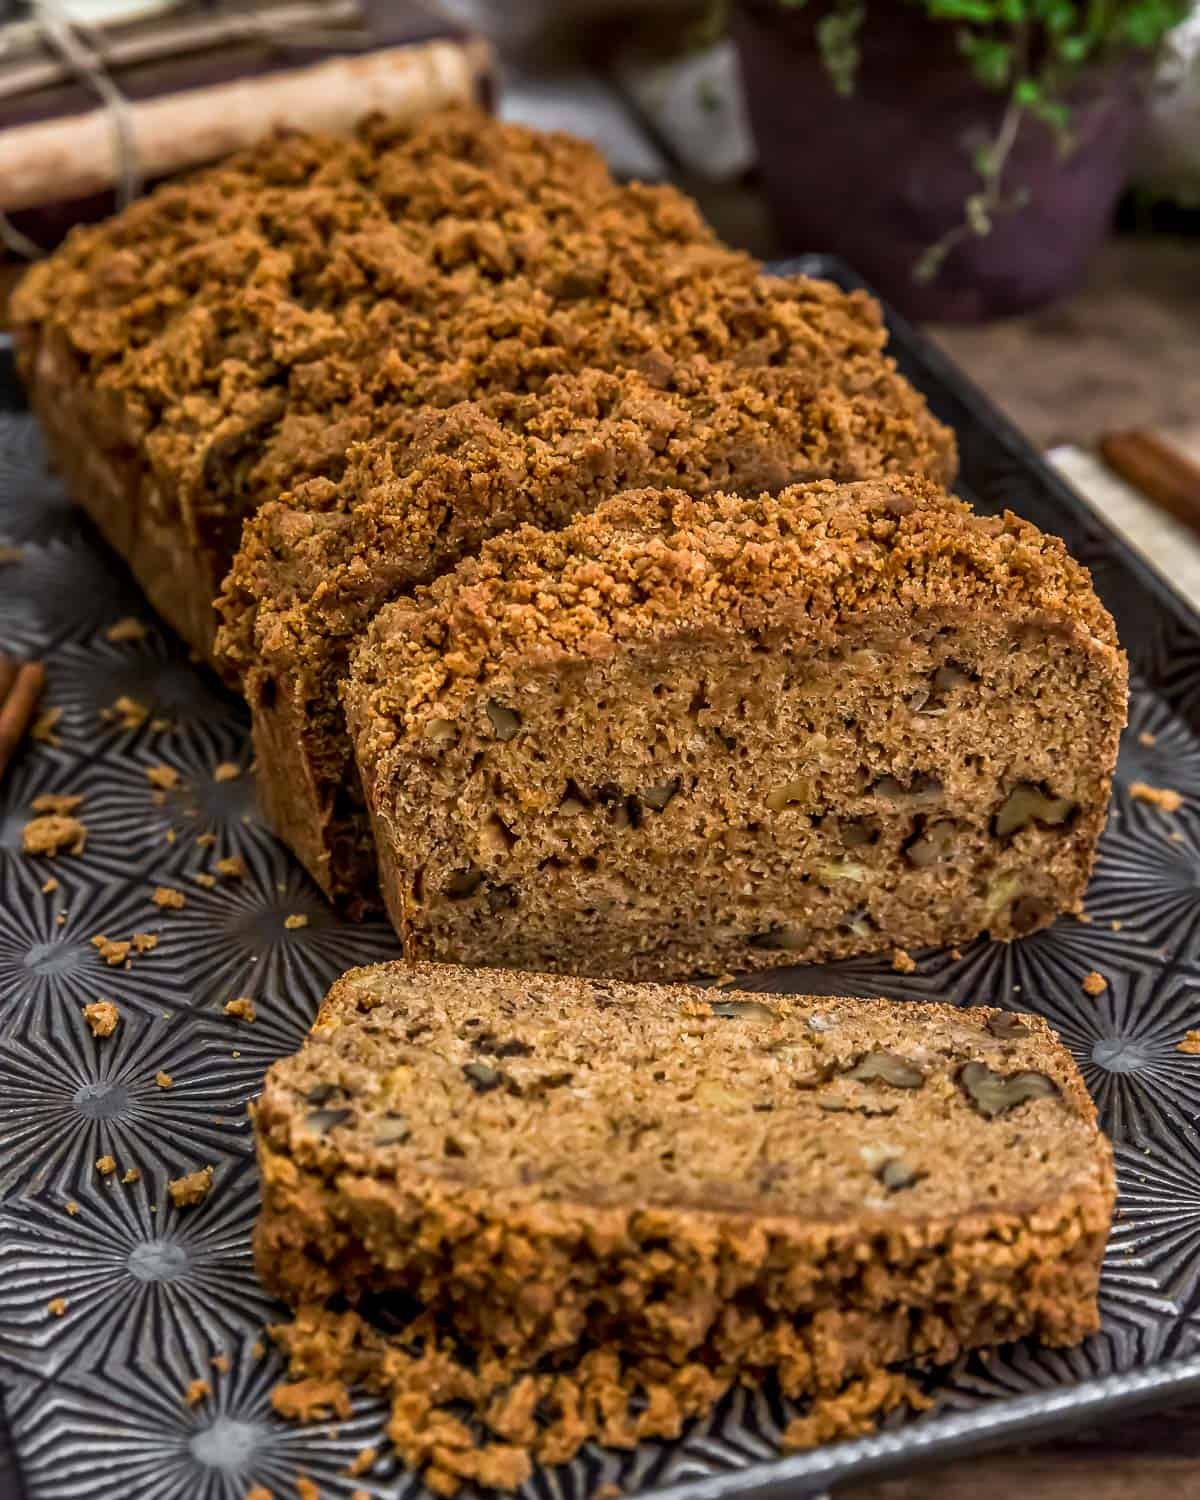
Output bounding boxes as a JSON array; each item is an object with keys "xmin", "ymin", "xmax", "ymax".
[
  {"xmin": 0, "ymin": 657, "xmax": 45, "ymax": 783},
  {"xmin": 1098, "ymin": 429, "xmax": 1200, "ymax": 543}
]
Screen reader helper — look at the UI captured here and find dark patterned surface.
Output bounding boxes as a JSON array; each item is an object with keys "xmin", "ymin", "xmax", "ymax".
[{"xmin": 4, "ymin": 259, "xmax": 1200, "ymax": 1500}]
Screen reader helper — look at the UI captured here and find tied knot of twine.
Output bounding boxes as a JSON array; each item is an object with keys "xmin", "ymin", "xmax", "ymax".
[{"xmin": 0, "ymin": 0, "xmax": 369, "ymax": 259}]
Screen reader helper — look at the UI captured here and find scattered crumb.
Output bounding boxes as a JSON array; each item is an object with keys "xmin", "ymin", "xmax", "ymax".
[
  {"xmin": 591, "ymin": 1486, "xmax": 621, "ymax": 1500},
  {"xmin": 196, "ymin": 832, "xmax": 217, "ymax": 848},
  {"xmin": 224, "ymin": 997, "xmax": 257, "ymax": 1023},
  {"xmin": 31, "ymin": 793, "xmax": 83, "ymax": 815},
  {"xmin": 194, "ymin": 872, "xmax": 217, "ymax": 889},
  {"xmin": 1137, "ymin": 730, "xmax": 1157, "ymax": 747},
  {"xmin": 64, "ymin": 1200, "xmax": 78, "ymax": 1216},
  {"xmin": 56, "ymin": 912, "xmax": 66, "ymax": 925},
  {"xmin": 345, "ymin": 1448, "xmax": 378, "ymax": 1478},
  {"xmin": 1111, "ymin": 920, "xmax": 1123, "ymax": 931},
  {"xmin": 1177, "ymin": 1031, "xmax": 1200, "ymax": 1055},
  {"xmin": 121, "ymin": 1168, "xmax": 141, "ymax": 1184},
  {"xmin": 47, "ymin": 1298, "xmax": 67, "ymax": 1317},
  {"xmin": 152, "ymin": 886, "xmax": 186, "ymax": 910},
  {"xmin": 1170, "ymin": 830, "xmax": 1185, "ymax": 843},
  {"xmin": 102, "ymin": 694, "xmax": 149, "ymax": 731},
  {"xmin": 1077, "ymin": 912, "xmax": 1093, "ymax": 925},
  {"xmin": 30, "ymin": 706, "xmax": 62, "ymax": 745},
  {"xmin": 91, "ymin": 934, "xmax": 131, "ymax": 966},
  {"xmin": 82, "ymin": 1000, "xmax": 119, "ymax": 1037},
  {"xmin": 95, "ymin": 1155, "xmax": 116, "ymax": 1176},
  {"xmin": 216, "ymin": 854, "xmax": 246, "ymax": 879},
  {"xmin": 284, "ymin": 914, "xmax": 309, "ymax": 931},
  {"xmin": 105, "ymin": 617, "xmax": 148, "ymax": 644},
  {"xmin": 296, "ymin": 1479, "xmax": 319, "ymax": 1500},
  {"xmin": 1130, "ymin": 781, "xmax": 1183, "ymax": 813},
  {"xmin": 155, "ymin": 1070, "xmax": 174, "ymax": 1089},
  {"xmin": 0, "ymin": 543, "xmax": 24, "ymax": 565},
  {"xmin": 211, "ymin": 1353, "xmax": 230, "ymax": 1374},
  {"xmin": 23, "ymin": 813, "xmax": 86, "ymax": 856},
  {"xmin": 133, "ymin": 932, "xmax": 158, "ymax": 953},
  {"xmin": 949, "ymin": 948, "xmax": 963, "ymax": 960},
  {"xmin": 252, "ymin": 1339, "xmax": 265, "ymax": 1360},
  {"xmin": 165, "ymin": 828, "xmax": 177, "ymax": 844},
  {"xmin": 168, "ymin": 1165, "xmax": 214, "ymax": 1206},
  {"xmin": 185, "ymin": 1378, "xmax": 211, "ymax": 1407},
  {"xmin": 41, "ymin": 876, "xmax": 58, "ymax": 894},
  {"xmin": 245, "ymin": 1489, "xmax": 274, "ymax": 1500},
  {"xmin": 213, "ymin": 762, "xmax": 241, "ymax": 782},
  {"xmin": 1082, "ymin": 971, "xmax": 1108, "ymax": 997},
  {"xmin": 232, "ymin": 1049, "xmax": 241, "ymax": 1058},
  {"xmin": 146, "ymin": 764, "xmax": 181, "ymax": 791},
  {"xmin": 351, "ymin": 1492, "xmax": 370, "ymax": 1500},
  {"xmin": 890, "ymin": 947, "xmax": 916, "ymax": 974}
]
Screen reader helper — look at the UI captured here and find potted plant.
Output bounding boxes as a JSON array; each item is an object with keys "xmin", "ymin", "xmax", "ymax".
[{"xmin": 718, "ymin": 0, "xmax": 1189, "ymax": 320}]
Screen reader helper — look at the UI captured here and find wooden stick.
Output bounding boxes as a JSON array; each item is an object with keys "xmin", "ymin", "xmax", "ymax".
[
  {"xmin": 0, "ymin": 658, "xmax": 45, "ymax": 784},
  {"xmin": 1098, "ymin": 429, "xmax": 1200, "ymax": 543}
]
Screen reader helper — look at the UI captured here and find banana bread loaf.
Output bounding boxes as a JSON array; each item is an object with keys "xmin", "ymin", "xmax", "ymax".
[
  {"xmin": 344, "ymin": 477, "xmax": 1127, "ymax": 978},
  {"xmin": 255, "ymin": 961, "xmax": 1114, "ymax": 1493},
  {"xmin": 12, "ymin": 108, "xmax": 942, "ymax": 661},
  {"xmin": 216, "ymin": 361, "xmax": 955, "ymax": 909}
]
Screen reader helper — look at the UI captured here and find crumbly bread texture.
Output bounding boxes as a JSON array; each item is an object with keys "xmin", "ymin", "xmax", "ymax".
[
  {"xmin": 216, "ymin": 360, "xmax": 955, "ymax": 908},
  {"xmin": 345, "ymin": 477, "xmax": 1127, "ymax": 979},
  {"xmin": 11, "ymin": 108, "xmax": 950, "ymax": 661},
  {"xmin": 254, "ymin": 961, "xmax": 1114, "ymax": 1494}
]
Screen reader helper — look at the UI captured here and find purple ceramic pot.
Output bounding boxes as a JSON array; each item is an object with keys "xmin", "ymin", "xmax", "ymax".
[{"xmin": 733, "ymin": 1, "xmax": 1148, "ymax": 321}]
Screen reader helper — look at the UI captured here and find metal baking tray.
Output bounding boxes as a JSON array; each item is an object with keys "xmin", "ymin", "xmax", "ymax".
[{"xmin": 3, "ymin": 254, "xmax": 1200, "ymax": 1499}]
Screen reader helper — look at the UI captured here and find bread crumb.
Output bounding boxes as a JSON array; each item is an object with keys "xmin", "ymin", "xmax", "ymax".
[
  {"xmin": 152, "ymin": 886, "xmax": 186, "ymax": 909},
  {"xmin": 1138, "ymin": 730, "xmax": 1157, "ymax": 747},
  {"xmin": 185, "ymin": 1378, "xmax": 211, "ymax": 1407},
  {"xmin": 31, "ymin": 793, "xmax": 83, "ymax": 815},
  {"xmin": 890, "ymin": 947, "xmax": 916, "ymax": 974},
  {"xmin": 47, "ymin": 1297, "xmax": 67, "ymax": 1317},
  {"xmin": 133, "ymin": 932, "xmax": 158, "ymax": 953},
  {"xmin": 1111, "ymin": 920, "xmax": 1123, "ymax": 931},
  {"xmin": 252, "ymin": 1339, "xmax": 266, "ymax": 1360},
  {"xmin": 296, "ymin": 1479, "xmax": 319, "ymax": 1500},
  {"xmin": 245, "ymin": 1488, "xmax": 274, "ymax": 1500},
  {"xmin": 284, "ymin": 914, "xmax": 309, "ymax": 930},
  {"xmin": 95, "ymin": 1155, "xmax": 116, "ymax": 1176},
  {"xmin": 23, "ymin": 813, "xmax": 86, "ymax": 856},
  {"xmin": 1077, "ymin": 912, "xmax": 1093, "ymax": 925},
  {"xmin": 102, "ymin": 695, "xmax": 149, "ymax": 731},
  {"xmin": 82, "ymin": 1000, "xmax": 119, "ymax": 1037},
  {"xmin": 146, "ymin": 764, "xmax": 181, "ymax": 791},
  {"xmin": 224, "ymin": 997, "xmax": 257, "ymax": 1023},
  {"xmin": 1170, "ymin": 830, "xmax": 1185, "ymax": 843},
  {"xmin": 1130, "ymin": 781, "xmax": 1183, "ymax": 813},
  {"xmin": 195, "ymin": 872, "xmax": 217, "ymax": 888},
  {"xmin": 1082, "ymin": 971, "xmax": 1108, "ymax": 997},
  {"xmin": 56, "ymin": 912, "xmax": 66, "ymax": 925},
  {"xmin": 196, "ymin": 832, "xmax": 217, "ymax": 848},
  {"xmin": 91, "ymin": 934, "xmax": 131, "ymax": 966},
  {"xmin": 168, "ymin": 1165, "xmax": 214, "ymax": 1206},
  {"xmin": 592, "ymin": 1485, "xmax": 621, "ymax": 1500},
  {"xmin": 64, "ymin": 1200, "xmax": 78, "ymax": 1216},
  {"xmin": 216, "ymin": 855, "xmax": 246, "ymax": 879},
  {"xmin": 30, "ymin": 706, "xmax": 62, "ymax": 745},
  {"xmin": 156, "ymin": 1070, "xmax": 174, "ymax": 1089},
  {"xmin": 1177, "ymin": 1031, "xmax": 1200, "ymax": 1055},
  {"xmin": 949, "ymin": 948, "xmax": 963, "ymax": 960},
  {"xmin": 121, "ymin": 1167, "xmax": 141, "ymax": 1184},
  {"xmin": 41, "ymin": 876, "xmax": 58, "ymax": 893},
  {"xmin": 105, "ymin": 617, "xmax": 148, "ymax": 644},
  {"xmin": 346, "ymin": 1448, "xmax": 377, "ymax": 1478},
  {"xmin": 213, "ymin": 762, "xmax": 241, "ymax": 782},
  {"xmin": 211, "ymin": 1353, "xmax": 230, "ymax": 1373}
]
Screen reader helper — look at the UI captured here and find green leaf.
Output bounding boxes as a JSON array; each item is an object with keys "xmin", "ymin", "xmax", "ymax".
[
  {"xmin": 960, "ymin": 35, "xmax": 1014, "ymax": 89},
  {"xmin": 928, "ymin": 0, "xmax": 999, "ymax": 19},
  {"xmin": 815, "ymin": 0, "xmax": 866, "ymax": 97}
]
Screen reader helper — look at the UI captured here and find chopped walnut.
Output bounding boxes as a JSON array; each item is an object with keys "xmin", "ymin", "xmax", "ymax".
[
  {"xmin": 82, "ymin": 1000, "xmax": 119, "ymax": 1037},
  {"xmin": 23, "ymin": 814, "xmax": 86, "ymax": 856},
  {"xmin": 168, "ymin": 1165, "xmax": 213, "ymax": 1206},
  {"xmin": 152, "ymin": 886, "xmax": 186, "ymax": 910},
  {"xmin": 1130, "ymin": 781, "xmax": 1183, "ymax": 813}
]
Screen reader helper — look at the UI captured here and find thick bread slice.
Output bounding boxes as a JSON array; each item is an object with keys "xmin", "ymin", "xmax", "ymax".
[
  {"xmin": 343, "ymin": 477, "xmax": 1127, "ymax": 979},
  {"xmin": 216, "ymin": 360, "xmax": 954, "ymax": 910},
  {"xmin": 255, "ymin": 961, "xmax": 1114, "ymax": 1493}
]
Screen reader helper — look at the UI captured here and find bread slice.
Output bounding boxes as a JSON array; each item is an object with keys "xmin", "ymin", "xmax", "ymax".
[
  {"xmin": 216, "ymin": 362, "xmax": 954, "ymax": 911},
  {"xmin": 254, "ymin": 961, "xmax": 1114, "ymax": 1493},
  {"xmin": 344, "ymin": 478, "xmax": 1127, "ymax": 978},
  {"xmin": 13, "ymin": 108, "xmax": 940, "ymax": 662}
]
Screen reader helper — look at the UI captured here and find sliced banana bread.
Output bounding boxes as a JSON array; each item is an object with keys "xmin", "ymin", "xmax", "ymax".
[
  {"xmin": 12, "ymin": 108, "xmax": 936, "ymax": 661},
  {"xmin": 216, "ymin": 361, "xmax": 954, "ymax": 910},
  {"xmin": 254, "ymin": 961, "xmax": 1114, "ymax": 1493},
  {"xmin": 344, "ymin": 478, "xmax": 1127, "ymax": 978}
]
